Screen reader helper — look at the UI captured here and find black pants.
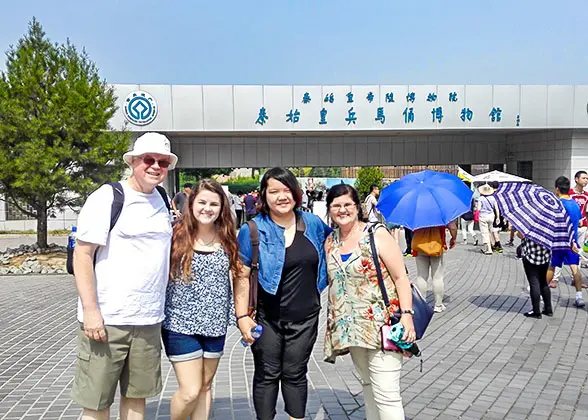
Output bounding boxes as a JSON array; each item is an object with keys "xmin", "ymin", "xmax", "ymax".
[
  {"xmin": 252, "ymin": 313, "xmax": 319, "ymax": 420},
  {"xmin": 523, "ymin": 259, "xmax": 552, "ymax": 314},
  {"xmin": 404, "ymin": 228, "xmax": 413, "ymax": 254}
]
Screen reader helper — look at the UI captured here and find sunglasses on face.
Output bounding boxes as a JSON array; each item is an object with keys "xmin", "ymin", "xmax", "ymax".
[{"xmin": 141, "ymin": 155, "xmax": 171, "ymax": 168}]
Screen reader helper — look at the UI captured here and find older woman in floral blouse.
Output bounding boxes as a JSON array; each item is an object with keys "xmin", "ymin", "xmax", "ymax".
[{"xmin": 323, "ymin": 184, "xmax": 415, "ymax": 420}]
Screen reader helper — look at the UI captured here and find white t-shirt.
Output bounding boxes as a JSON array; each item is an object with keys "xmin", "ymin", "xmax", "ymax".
[
  {"xmin": 365, "ymin": 194, "xmax": 380, "ymax": 223},
  {"xmin": 76, "ymin": 181, "xmax": 172, "ymax": 325}
]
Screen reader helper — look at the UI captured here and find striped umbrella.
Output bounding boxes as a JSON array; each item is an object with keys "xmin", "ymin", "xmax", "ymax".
[{"xmin": 494, "ymin": 183, "xmax": 574, "ymax": 250}]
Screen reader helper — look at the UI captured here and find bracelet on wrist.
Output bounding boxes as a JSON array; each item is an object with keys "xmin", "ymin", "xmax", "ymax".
[{"xmin": 236, "ymin": 314, "xmax": 250, "ymax": 321}]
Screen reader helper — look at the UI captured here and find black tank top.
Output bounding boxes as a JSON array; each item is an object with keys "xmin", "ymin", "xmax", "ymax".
[{"xmin": 258, "ymin": 230, "xmax": 320, "ymax": 322}]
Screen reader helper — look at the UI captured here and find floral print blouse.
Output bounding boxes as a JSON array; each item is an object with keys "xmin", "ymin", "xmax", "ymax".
[{"xmin": 324, "ymin": 225, "xmax": 407, "ymax": 363}]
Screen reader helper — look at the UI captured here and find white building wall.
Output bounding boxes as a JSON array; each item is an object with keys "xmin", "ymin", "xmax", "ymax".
[
  {"xmin": 570, "ymin": 129, "xmax": 588, "ymax": 182},
  {"xmin": 505, "ymin": 130, "xmax": 573, "ymax": 188}
]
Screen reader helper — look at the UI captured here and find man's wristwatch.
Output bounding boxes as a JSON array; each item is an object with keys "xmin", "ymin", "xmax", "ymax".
[{"xmin": 400, "ymin": 308, "xmax": 415, "ymax": 315}]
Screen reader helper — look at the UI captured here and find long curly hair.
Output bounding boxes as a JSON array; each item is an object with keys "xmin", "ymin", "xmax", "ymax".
[{"xmin": 170, "ymin": 179, "xmax": 242, "ymax": 281}]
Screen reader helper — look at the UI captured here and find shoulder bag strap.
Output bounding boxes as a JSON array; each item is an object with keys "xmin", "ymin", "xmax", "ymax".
[
  {"xmin": 367, "ymin": 225, "xmax": 390, "ymax": 308},
  {"xmin": 247, "ymin": 220, "xmax": 259, "ymax": 315}
]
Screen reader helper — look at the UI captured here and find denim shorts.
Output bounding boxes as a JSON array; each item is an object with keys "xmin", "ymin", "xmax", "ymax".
[{"xmin": 161, "ymin": 328, "xmax": 226, "ymax": 362}]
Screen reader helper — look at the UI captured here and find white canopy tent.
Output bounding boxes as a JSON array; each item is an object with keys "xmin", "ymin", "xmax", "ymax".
[{"xmin": 471, "ymin": 170, "xmax": 531, "ymax": 184}]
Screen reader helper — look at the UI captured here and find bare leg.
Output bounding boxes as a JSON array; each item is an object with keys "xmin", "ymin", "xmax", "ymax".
[
  {"xmin": 171, "ymin": 358, "xmax": 204, "ymax": 420},
  {"xmin": 82, "ymin": 408, "xmax": 109, "ymax": 420},
  {"xmin": 190, "ymin": 358, "xmax": 221, "ymax": 420},
  {"xmin": 547, "ymin": 266, "xmax": 557, "ymax": 288},
  {"xmin": 120, "ymin": 397, "xmax": 145, "ymax": 420},
  {"xmin": 570, "ymin": 265, "xmax": 583, "ymax": 292}
]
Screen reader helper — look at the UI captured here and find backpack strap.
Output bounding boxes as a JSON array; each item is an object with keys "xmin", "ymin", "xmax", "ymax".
[
  {"xmin": 247, "ymin": 220, "xmax": 260, "ymax": 316},
  {"xmin": 108, "ymin": 182, "xmax": 125, "ymax": 232},
  {"xmin": 155, "ymin": 185, "xmax": 171, "ymax": 211}
]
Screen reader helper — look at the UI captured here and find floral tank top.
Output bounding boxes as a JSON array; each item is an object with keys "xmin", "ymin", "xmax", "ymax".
[{"xmin": 324, "ymin": 224, "xmax": 405, "ymax": 363}]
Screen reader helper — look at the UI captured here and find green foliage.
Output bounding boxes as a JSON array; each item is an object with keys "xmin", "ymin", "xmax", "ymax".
[
  {"xmin": 180, "ymin": 168, "xmax": 233, "ymax": 183},
  {"xmin": 223, "ymin": 176, "xmax": 260, "ymax": 194},
  {"xmin": 308, "ymin": 167, "xmax": 342, "ymax": 177},
  {"xmin": 0, "ymin": 18, "xmax": 129, "ymax": 247},
  {"xmin": 354, "ymin": 167, "xmax": 384, "ymax": 199}
]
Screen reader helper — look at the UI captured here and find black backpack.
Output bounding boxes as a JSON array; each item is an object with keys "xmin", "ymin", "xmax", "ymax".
[
  {"xmin": 66, "ymin": 182, "xmax": 171, "ymax": 275},
  {"xmin": 461, "ymin": 197, "xmax": 476, "ymax": 221}
]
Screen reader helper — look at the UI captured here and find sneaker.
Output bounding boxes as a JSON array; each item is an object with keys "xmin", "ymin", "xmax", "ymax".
[
  {"xmin": 462, "ymin": 239, "xmax": 468, "ymax": 245},
  {"xmin": 574, "ymin": 297, "xmax": 586, "ymax": 308},
  {"xmin": 434, "ymin": 304, "xmax": 446, "ymax": 313},
  {"xmin": 523, "ymin": 311, "xmax": 542, "ymax": 319},
  {"xmin": 541, "ymin": 310, "xmax": 554, "ymax": 317},
  {"xmin": 474, "ymin": 239, "xmax": 479, "ymax": 246},
  {"xmin": 506, "ymin": 241, "xmax": 514, "ymax": 247}
]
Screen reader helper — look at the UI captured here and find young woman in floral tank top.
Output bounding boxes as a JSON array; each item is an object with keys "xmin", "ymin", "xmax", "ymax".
[
  {"xmin": 324, "ymin": 184, "xmax": 415, "ymax": 420},
  {"xmin": 162, "ymin": 179, "xmax": 242, "ymax": 420}
]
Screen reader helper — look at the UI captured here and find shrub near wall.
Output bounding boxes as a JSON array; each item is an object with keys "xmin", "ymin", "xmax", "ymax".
[{"xmin": 224, "ymin": 177, "xmax": 259, "ymax": 194}]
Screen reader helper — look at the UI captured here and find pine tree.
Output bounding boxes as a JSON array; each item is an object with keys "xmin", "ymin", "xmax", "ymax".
[{"xmin": 0, "ymin": 18, "xmax": 130, "ymax": 248}]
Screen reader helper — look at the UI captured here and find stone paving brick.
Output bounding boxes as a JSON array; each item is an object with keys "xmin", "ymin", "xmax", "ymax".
[{"xmin": 1, "ymin": 239, "xmax": 588, "ymax": 419}]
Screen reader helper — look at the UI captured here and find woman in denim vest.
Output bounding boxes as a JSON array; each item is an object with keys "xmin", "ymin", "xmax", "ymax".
[{"xmin": 234, "ymin": 167, "xmax": 331, "ymax": 420}]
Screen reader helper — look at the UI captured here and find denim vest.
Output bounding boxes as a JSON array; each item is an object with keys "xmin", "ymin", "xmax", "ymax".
[{"xmin": 237, "ymin": 211, "xmax": 332, "ymax": 295}]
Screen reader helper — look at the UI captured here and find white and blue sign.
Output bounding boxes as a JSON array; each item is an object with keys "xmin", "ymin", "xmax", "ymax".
[{"xmin": 123, "ymin": 90, "xmax": 158, "ymax": 126}]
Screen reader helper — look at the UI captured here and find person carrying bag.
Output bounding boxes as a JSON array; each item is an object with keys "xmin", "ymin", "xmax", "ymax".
[{"xmin": 323, "ymin": 184, "xmax": 416, "ymax": 420}]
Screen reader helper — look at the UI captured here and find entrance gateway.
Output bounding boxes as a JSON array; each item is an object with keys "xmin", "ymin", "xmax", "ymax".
[{"xmin": 112, "ymin": 84, "xmax": 588, "ymax": 192}]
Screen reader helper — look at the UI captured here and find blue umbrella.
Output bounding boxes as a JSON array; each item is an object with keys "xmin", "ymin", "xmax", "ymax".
[
  {"xmin": 494, "ymin": 183, "xmax": 573, "ymax": 250},
  {"xmin": 376, "ymin": 170, "xmax": 473, "ymax": 230}
]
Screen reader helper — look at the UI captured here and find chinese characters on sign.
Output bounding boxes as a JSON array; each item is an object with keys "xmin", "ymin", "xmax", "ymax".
[
  {"xmin": 345, "ymin": 107, "xmax": 357, "ymax": 125},
  {"xmin": 431, "ymin": 107, "xmax": 443, "ymax": 123},
  {"xmin": 286, "ymin": 109, "xmax": 300, "ymax": 123},
  {"xmin": 460, "ymin": 108, "xmax": 474, "ymax": 122},
  {"xmin": 489, "ymin": 107, "xmax": 502, "ymax": 122},
  {"xmin": 254, "ymin": 91, "xmax": 510, "ymax": 126},
  {"xmin": 403, "ymin": 107, "xmax": 415, "ymax": 124},
  {"xmin": 375, "ymin": 107, "xmax": 385, "ymax": 124},
  {"xmin": 255, "ymin": 107, "xmax": 269, "ymax": 125},
  {"xmin": 319, "ymin": 108, "xmax": 328, "ymax": 125}
]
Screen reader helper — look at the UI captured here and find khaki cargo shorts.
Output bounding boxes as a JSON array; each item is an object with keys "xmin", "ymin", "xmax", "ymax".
[{"xmin": 71, "ymin": 323, "xmax": 162, "ymax": 411}]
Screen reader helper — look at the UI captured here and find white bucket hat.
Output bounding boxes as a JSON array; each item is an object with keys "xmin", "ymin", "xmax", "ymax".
[
  {"xmin": 123, "ymin": 132, "xmax": 178, "ymax": 170},
  {"xmin": 478, "ymin": 183, "xmax": 495, "ymax": 196}
]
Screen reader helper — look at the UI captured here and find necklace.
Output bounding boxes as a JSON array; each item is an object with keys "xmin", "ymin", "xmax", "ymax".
[
  {"xmin": 196, "ymin": 234, "xmax": 217, "ymax": 247},
  {"xmin": 339, "ymin": 223, "xmax": 360, "ymax": 247}
]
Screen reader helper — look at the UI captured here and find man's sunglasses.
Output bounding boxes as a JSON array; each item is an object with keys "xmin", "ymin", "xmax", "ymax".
[{"xmin": 141, "ymin": 155, "xmax": 171, "ymax": 169}]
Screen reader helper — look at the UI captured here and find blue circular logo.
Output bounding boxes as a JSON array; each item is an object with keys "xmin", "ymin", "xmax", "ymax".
[{"xmin": 123, "ymin": 91, "xmax": 157, "ymax": 126}]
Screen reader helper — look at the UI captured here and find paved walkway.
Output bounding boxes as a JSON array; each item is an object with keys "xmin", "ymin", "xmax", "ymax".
[{"xmin": 1, "ymin": 241, "xmax": 588, "ymax": 419}]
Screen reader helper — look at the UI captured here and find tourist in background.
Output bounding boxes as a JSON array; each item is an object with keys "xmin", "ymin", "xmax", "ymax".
[
  {"xmin": 172, "ymin": 182, "xmax": 192, "ymax": 217},
  {"xmin": 412, "ymin": 221, "xmax": 458, "ymax": 313},
  {"xmin": 477, "ymin": 184, "xmax": 500, "ymax": 255},
  {"xmin": 518, "ymin": 232, "xmax": 552, "ymax": 318}
]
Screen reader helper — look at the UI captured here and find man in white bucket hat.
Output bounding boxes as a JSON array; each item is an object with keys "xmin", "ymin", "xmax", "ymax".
[{"xmin": 71, "ymin": 132, "xmax": 176, "ymax": 419}]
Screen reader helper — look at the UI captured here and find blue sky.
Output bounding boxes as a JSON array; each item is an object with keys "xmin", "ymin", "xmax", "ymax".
[{"xmin": 1, "ymin": 0, "xmax": 587, "ymax": 85}]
